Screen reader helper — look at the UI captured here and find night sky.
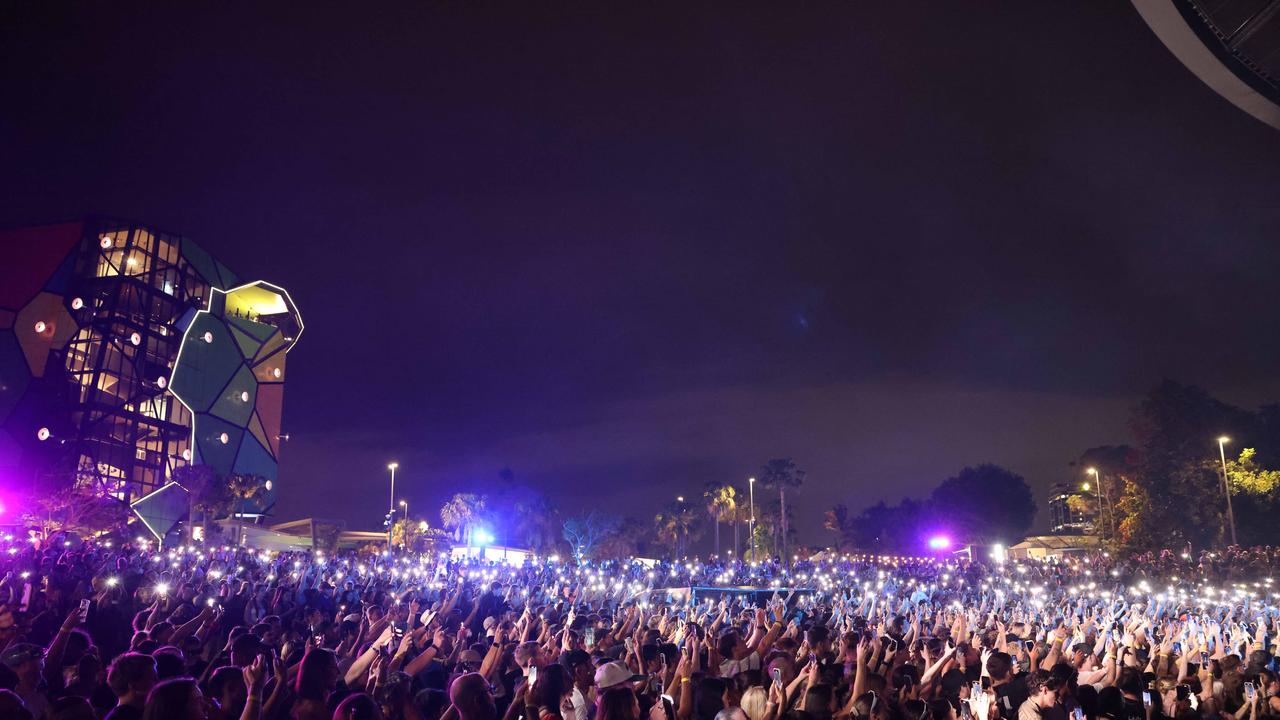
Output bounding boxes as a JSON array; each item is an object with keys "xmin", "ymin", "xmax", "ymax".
[{"xmin": 4, "ymin": 3, "xmax": 1280, "ymax": 547}]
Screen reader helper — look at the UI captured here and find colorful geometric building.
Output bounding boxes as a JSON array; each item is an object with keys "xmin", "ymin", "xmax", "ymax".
[{"xmin": 0, "ymin": 218, "xmax": 300, "ymax": 516}]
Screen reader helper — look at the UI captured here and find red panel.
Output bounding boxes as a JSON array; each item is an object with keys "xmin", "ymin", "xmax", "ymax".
[
  {"xmin": 0, "ymin": 223, "xmax": 83, "ymax": 310},
  {"xmin": 256, "ymin": 384, "xmax": 284, "ymax": 456}
]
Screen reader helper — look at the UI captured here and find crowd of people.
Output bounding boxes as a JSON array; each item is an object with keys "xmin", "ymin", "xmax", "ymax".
[{"xmin": 1, "ymin": 533, "xmax": 1279, "ymax": 720}]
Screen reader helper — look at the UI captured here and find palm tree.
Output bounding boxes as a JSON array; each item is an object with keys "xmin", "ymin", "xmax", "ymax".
[
  {"xmin": 513, "ymin": 495, "xmax": 562, "ymax": 552},
  {"xmin": 703, "ymin": 483, "xmax": 737, "ymax": 557},
  {"xmin": 758, "ymin": 458, "xmax": 804, "ymax": 564},
  {"xmin": 440, "ymin": 493, "xmax": 487, "ymax": 545},
  {"xmin": 655, "ymin": 499, "xmax": 699, "ymax": 558},
  {"xmin": 173, "ymin": 464, "xmax": 220, "ymax": 544},
  {"xmin": 823, "ymin": 504, "xmax": 856, "ymax": 551},
  {"xmin": 226, "ymin": 474, "xmax": 270, "ymax": 546},
  {"xmin": 654, "ymin": 511, "xmax": 679, "ymax": 558}
]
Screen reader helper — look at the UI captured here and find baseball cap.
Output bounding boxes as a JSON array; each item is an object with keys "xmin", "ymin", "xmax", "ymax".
[
  {"xmin": 561, "ymin": 649, "xmax": 591, "ymax": 669},
  {"xmin": 1, "ymin": 643, "xmax": 43, "ymax": 667},
  {"xmin": 594, "ymin": 661, "xmax": 644, "ymax": 689}
]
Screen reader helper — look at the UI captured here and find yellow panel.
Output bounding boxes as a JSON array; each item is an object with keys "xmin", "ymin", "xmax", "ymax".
[
  {"xmin": 254, "ymin": 332, "xmax": 286, "ymax": 363},
  {"xmin": 248, "ymin": 411, "xmax": 275, "ymax": 460},
  {"xmin": 14, "ymin": 292, "xmax": 63, "ymax": 377},
  {"xmin": 225, "ymin": 284, "xmax": 288, "ymax": 318},
  {"xmin": 253, "ymin": 350, "xmax": 285, "ymax": 383},
  {"xmin": 50, "ymin": 303, "xmax": 79, "ymax": 348}
]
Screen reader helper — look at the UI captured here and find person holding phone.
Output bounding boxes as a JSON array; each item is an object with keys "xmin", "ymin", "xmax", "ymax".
[{"xmin": 529, "ymin": 663, "xmax": 575, "ymax": 720}]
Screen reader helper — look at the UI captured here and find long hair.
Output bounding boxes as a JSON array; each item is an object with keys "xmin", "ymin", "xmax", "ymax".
[
  {"xmin": 741, "ymin": 687, "xmax": 768, "ymax": 720},
  {"xmin": 695, "ymin": 677, "xmax": 726, "ymax": 720},
  {"xmin": 143, "ymin": 678, "xmax": 199, "ymax": 720},
  {"xmin": 333, "ymin": 692, "xmax": 384, "ymax": 720},
  {"xmin": 596, "ymin": 687, "xmax": 640, "ymax": 720},
  {"xmin": 534, "ymin": 664, "xmax": 573, "ymax": 713},
  {"xmin": 296, "ymin": 648, "xmax": 339, "ymax": 702}
]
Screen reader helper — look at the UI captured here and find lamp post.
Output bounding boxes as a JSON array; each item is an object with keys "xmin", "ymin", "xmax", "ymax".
[
  {"xmin": 1218, "ymin": 436, "xmax": 1237, "ymax": 547},
  {"xmin": 386, "ymin": 462, "xmax": 398, "ymax": 549},
  {"xmin": 675, "ymin": 496, "xmax": 685, "ymax": 557},
  {"xmin": 748, "ymin": 477, "xmax": 756, "ymax": 562},
  {"xmin": 1086, "ymin": 467, "xmax": 1106, "ymax": 538},
  {"xmin": 400, "ymin": 499, "xmax": 408, "ymax": 523}
]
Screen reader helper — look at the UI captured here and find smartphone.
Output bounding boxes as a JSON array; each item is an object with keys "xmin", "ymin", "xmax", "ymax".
[
  {"xmin": 585, "ymin": 627, "xmax": 595, "ymax": 646},
  {"xmin": 972, "ymin": 681, "xmax": 983, "ymax": 699},
  {"xmin": 772, "ymin": 667, "xmax": 783, "ymax": 687},
  {"xmin": 1072, "ymin": 708, "xmax": 1084, "ymax": 720},
  {"xmin": 78, "ymin": 598, "xmax": 91, "ymax": 622},
  {"xmin": 961, "ymin": 702, "xmax": 972, "ymax": 720},
  {"xmin": 625, "ymin": 638, "xmax": 634, "ymax": 653},
  {"xmin": 1245, "ymin": 682, "xmax": 1256, "ymax": 701},
  {"xmin": 1142, "ymin": 691, "xmax": 1152, "ymax": 708},
  {"xmin": 1200, "ymin": 651, "xmax": 1209, "ymax": 666},
  {"xmin": 528, "ymin": 666, "xmax": 538, "ymax": 684},
  {"xmin": 1176, "ymin": 685, "xmax": 1190, "ymax": 702}
]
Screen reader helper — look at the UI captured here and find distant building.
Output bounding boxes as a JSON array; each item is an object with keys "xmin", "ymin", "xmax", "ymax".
[
  {"xmin": 1008, "ymin": 534, "xmax": 1101, "ymax": 561},
  {"xmin": 0, "ymin": 218, "xmax": 300, "ymax": 514},
  {"xmin": 1048, "ymin": 481, "xmax": 1097, "ymax": 534},
  {"xmin": 1133, "ymin": 0, "xmax": 1280, "ymax": 129}
]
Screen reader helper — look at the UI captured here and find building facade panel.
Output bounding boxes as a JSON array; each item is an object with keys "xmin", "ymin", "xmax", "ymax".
[{"xmin": 0, "ymin": 218, "xmax": 299, "ymax": 519}]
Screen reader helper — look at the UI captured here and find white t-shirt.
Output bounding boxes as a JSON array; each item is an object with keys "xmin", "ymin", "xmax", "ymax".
[{"xmin": 719, "ymin": 651, "xmax": 761, "ymax": 678}]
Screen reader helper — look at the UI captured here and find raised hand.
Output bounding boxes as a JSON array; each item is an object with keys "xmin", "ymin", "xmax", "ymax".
[
  {"xmin": 59, "ymin": 607, "xmax": 81, "ymax": 633},
  {"xmin": 969, "ymin": 689, "xmax": 992, "ymax": 720},
  {"xmin": 243, "ymin": 655, "xmax": 267, "ymax": 695}
]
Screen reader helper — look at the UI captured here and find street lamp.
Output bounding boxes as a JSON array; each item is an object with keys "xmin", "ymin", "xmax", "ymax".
[
  {"xmin": 748, "ymin": 476, "xmax": 756, "ymax": 561},
  {"xmin": 400, "ymin": 499, "xmax": 408, "ymax": 523},
  {"xmin": 675, "ymin": 496, "xmax": 686, "ymax": 557},
  {"xmin": 1218, "ymin": 436, "xmax": 1237, "ymax": 546},
  {"xmin": 386, "ymin": 462, "xmax": 398, "ymax": 549},
  {"xmin": 1086, "ymin": 467, "xmax": 1108, "ymax": 539}
]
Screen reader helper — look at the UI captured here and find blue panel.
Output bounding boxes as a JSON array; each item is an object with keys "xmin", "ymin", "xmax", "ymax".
[
  {"xmin": 194, "ymin": 414, "xmax": 244, "ymax": 477},
  {"xmin": 233, "ymin": 434, "xmax": 277, "ymax": 479},
  {"xmin": 209, "ymin": 364, "xmax": 257, "ymax": 427},
  {"xmin": 43, "ymin": 247, "xmax": 79, "ymax": 296},
  {"xmin": 174, "ymin": 307, "xmax": 199, "ymax": 336},
  {"xmin": 170, "ymin": 314, "xmax": 243, "ymax": 413},
  {"xmin": 180, "ymin": 238, "xmax": 225, "ymax": 290},
  {"xmin": 215, "ymin": 261, "xmax": 239, "ymax": 291},
  {"xmin": 131, "ymin": 482, "xmax": 191, "ymax": 541}
]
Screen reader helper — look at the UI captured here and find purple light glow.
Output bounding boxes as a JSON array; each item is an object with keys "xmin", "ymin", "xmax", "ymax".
[{"xmin": 927, "ymin": 535, "xmax": 951, "ymax": 550}]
